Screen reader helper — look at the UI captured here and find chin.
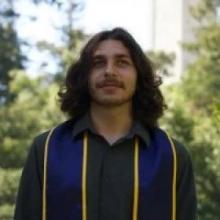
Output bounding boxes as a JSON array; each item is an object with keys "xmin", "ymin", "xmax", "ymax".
[
  {"xmin": 95, "ymin": 98, "xmax": 131, "ymax": 107},
  {"xmin": 91, "ymin": 92, "xmax": 134, "ymax": 107}
]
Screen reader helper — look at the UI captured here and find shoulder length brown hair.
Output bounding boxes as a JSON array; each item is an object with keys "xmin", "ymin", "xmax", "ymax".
[{"xmin": 58, "ymin": 27, "xmax": 166, "ymax": 128}]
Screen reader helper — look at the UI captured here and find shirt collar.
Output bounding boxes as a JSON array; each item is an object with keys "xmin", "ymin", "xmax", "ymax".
[
  {"xmin": 72, "ymin": 113, "xmax": 94, "ymax": 138},
  {"xmin": 72, "ymin": 113, "xmax": 150, "ymax": 147},
  {"xmin": 126, "ymin": 121, "xmax": 150, "ymax": 147}
]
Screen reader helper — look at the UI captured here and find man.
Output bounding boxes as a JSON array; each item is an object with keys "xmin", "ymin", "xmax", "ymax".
[{"xmin": 14, "ymin": 28, "xmax": 197, "ymax": 220}]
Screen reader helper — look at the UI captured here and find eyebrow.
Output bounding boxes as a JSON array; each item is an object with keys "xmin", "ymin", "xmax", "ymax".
[{"xmin": 92, "ymin": 53, "xmax": 131, "ymax": 60}]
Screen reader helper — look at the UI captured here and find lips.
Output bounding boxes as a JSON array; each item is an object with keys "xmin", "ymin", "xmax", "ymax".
[
  {"xmin": 101, "ymin": 83, "xmax": 120, "ymax": 88},
  {"xmin": 97, "ymin": 80, "xmax": 124, "ymax": 88}
]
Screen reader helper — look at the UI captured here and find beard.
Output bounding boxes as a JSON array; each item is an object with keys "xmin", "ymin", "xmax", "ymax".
[
  {"xmin": 89, "ymin": 86, "xmax": 135, "ymax": 107},
  {"xmin": 88, "ymin": 75, "xmax": 136, "ymax": 107}
]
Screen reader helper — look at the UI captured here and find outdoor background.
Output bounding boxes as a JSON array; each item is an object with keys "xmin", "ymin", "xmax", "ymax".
[{"xmin": 0, "ymin": 0, "xmax": 219, "ymax": 219}]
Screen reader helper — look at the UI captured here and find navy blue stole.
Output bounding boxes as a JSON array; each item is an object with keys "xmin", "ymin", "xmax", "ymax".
[{"xmin": 42, "ymin": 120, "xmax": 177, "ymax": 220}]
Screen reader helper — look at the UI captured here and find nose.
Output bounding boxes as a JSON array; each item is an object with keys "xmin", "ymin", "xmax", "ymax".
[{"xmin": 105, "ymin": 61, "xmax": 116, "ymax": 76}]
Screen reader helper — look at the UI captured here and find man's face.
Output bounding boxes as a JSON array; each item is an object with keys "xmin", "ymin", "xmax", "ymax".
[{"xmin": 88, "ymin": 39, "xmax": 137, "ymax": 107}]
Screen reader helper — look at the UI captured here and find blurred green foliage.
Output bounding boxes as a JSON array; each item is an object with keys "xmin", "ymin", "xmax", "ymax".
[
  {"xmin": 0, "ymin": 71, "xmax": 64, "ymax": 168},
  {"xmin": 0, "ymin": 0, "xmax": 25, "ymax": 104},
  {"xmin": 0, "ymin": 0, "xmax": 85, "ymax": 219},
  {"xmin": 0, "ymin": 169, "xmax": 21, "ymax": 205},
  {"xmin": 159, "ymin": 0, "xmax": 220, "ymax": 219},
  {"xmin": 0, "ymin": 71, "xmax": 65, "ymax": 219}
]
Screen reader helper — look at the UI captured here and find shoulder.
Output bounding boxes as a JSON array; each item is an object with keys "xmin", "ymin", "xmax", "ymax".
[
  {"xmin": 171, "ymin": 138, "xmax": 192, "ymax": 167},
  {"xmin": 32, "ymin": 119, "xmax": 76, "ymax": 151},
  {"xmin": 30, "ymin": 119, "xmax": 76, "ymax": 156},
  {"xmin": 153, "ymin": 127, "xmax": 194, "ymax": 182},
  {"xmin": 32, "ymin": 130, "xmax": 50, "ymax": 153},
  {"xmin": 26, "ymin": 122, "xmax": 69, "ymax": 179},
  {"xmin": 154, "ymin": 127, "xmax": 192, "ymax": 164},
  {"xmin": 27, "ymin": 131, "xmax": 51, "ymax": 176},
  {"xmin": 170, "ymin": 138, "xmax": 195, "ymax": 186},
  {"xmin": 152, "ymin": 128, "xmax": 192, "ymax": 163}
]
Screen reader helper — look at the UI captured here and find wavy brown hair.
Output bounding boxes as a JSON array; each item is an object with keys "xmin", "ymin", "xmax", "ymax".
[{"xmin": 58, "ymin": 27, "xmax": 166, "ymax": 128}]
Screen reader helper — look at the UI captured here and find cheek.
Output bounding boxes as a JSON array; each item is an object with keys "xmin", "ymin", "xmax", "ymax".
[
  {"xmin": 88, "ymin": 73, "xmax": 101, "ymax": 96},
  {"xmin": 88, "ymin": 72, "xmax": 96, "ymax": 88},
  {"xmin": 127, "ymin": 72, "xmax": 137, "ymax": 87},
  {"xmin": 130, "ymin": 75, "xmax": 138, "ymax": 94},
  {"xmin": 131, "ymin": 81, "xmax": 137, "ymax": 94}
]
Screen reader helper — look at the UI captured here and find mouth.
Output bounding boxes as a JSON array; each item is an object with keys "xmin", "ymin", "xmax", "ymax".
[
  {"xmin": 97, "ymin": 80, "xmax": 124, "ymax": 89},
  {"xmin": 101, "ymin": 83, "xmax": 120, "ymax": 88}
]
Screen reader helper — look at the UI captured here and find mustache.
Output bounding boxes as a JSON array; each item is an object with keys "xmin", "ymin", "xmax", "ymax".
[{"xmin": 96, "ymin": 78, "xmax": 125, "ymax": 88}]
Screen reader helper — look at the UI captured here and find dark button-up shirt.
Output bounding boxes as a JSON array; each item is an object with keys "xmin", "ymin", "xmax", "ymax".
[{"xmin": 14, "ymin": 115, "xmax": 197, "ymax": 220}]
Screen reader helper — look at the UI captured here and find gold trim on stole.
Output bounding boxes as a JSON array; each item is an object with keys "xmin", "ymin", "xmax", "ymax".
[
  {"xmin": 42, "ymin": 129, "xmax": 88, "ymax": 220},
  {"xmin": 82, "ymin": 132, "xmax": 88, "ymax": 220},
  {"xmin": 132, "ymin": 137, "xmax": 139, "ymax": 220},
  {"xmin": 166, "ymin": 132, "xmax": 177, "ymax": 220},
  {"xmin": 42, "ymin": 128, "xmax": 176, "ymax": 220},
  {"xmin": 132, "ymin": 133, "xmax": 177, "ymax": 220},
  {"xmin": 42, "ymin": 128, "xmax": 55, "ymax": 220}
]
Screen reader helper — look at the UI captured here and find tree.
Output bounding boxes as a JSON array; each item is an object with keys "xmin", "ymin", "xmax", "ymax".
[
  {"xmin": 0, "ymin": 1, "xmax": 86, "ymax": 218},
  {"xmin": 0, "ymin": 0, "xmax": 25, "ymax": 103},
  {"xmin": 161, "ymin": 0, "xmax": 220, "ymax": 219},
  {"xmin": 36, "ymin": 0, "xmax": 87, "ymax": 82},
  {"xmin": 147, "ymin": 50, "xmax": 175, "ymax": 77},
  {"xmin": 0, "ymin": 70, "xmax": 64, "ymax": 219}
]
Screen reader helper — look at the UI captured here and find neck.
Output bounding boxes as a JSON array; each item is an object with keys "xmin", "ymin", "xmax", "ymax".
[{"xmin": 90, "ymin": 102, "xmax": 133, "ymax": 144}]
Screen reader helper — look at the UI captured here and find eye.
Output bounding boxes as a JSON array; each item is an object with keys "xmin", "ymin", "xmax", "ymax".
[
  {"xmin": 92, "ymin": 59, "xmax": 105, "ymax": 68},
  {"xmin": 117, "ymin": 59, "xmax": 130, "ymax": 66}
]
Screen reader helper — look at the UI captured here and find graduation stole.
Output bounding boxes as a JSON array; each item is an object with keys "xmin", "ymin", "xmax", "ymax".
[{"xmin": 42, "ymin": 120, "xmax": 177, "ymax": 220}]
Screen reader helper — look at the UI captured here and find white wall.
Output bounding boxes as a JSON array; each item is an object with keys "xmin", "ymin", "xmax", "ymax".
[{"xmin": 151, "ymin": 0, "xmax": 199, "ymax": 79}]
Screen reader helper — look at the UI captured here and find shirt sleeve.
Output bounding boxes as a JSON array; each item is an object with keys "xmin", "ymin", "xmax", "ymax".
[
  {"xmin": 14, "ymin": 133, "xmax": 47, "ymax": 220},
  {"xmin": 174, "ymin": 140, "xmax": 197, "ymax": 220}
]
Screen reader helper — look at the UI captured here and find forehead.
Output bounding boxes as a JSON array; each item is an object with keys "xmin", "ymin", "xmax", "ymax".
[{"xmin": 93, "ymin": 39, "xmax": 131, "ymax": 58}]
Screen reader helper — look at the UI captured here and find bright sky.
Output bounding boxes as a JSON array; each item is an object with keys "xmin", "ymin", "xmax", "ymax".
[
  {"xmin": 77, "ymin": 0, "xmax": 153, "ymax": 49},
  {"xmin": 15, "ymin": 0, "xmax": 153, "ymax": 74}
]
